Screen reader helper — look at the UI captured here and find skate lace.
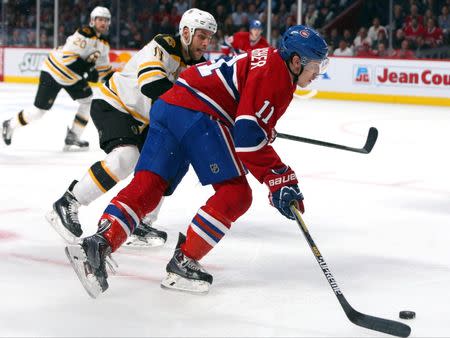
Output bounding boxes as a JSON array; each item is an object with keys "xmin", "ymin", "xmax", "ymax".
[
  {"xmin": 68, "ymin": 199, "xmax": 81, "ymax": 224},
  {"xmin": 182, "ymin": 256, "xmax": 203, "ymax": 272}
]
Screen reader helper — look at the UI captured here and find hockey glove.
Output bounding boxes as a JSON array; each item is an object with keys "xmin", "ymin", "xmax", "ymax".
[
  {"xmin": 264, "ymin": 166, "xmax": 304, "ymax": 220},
  {"xmin": 85, "ymin": 68, "xmax": 99, "ymax": 83},
  {"xmin": 86, "ymin": 51, "xmax": 100, "ymax": 63}
]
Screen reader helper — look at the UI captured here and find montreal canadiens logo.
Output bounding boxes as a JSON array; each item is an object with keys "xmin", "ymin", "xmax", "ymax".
[{"xmin": 299, "ymin": 30, "xmax": 310, "ymax": 38}]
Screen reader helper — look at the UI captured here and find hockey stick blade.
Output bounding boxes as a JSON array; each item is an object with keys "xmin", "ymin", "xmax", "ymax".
[
  {"xmin": 277, "ymin": 127, "xmax": 378, "ymax": 154},
  {"xmin": 290, "ymin": 206, "xmax": 411, "ymax": 337}
]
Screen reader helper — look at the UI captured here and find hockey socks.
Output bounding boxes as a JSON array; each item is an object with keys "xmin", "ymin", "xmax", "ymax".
[
  {"xmin": 183, "ymin": 205, "xmax": 231, "ymax": 260},
  {"xmin": 97, "ymin": 170, "xmax": 167, "ymax": 251},
  {"xmin": 182, "ymin": 176, "xmax": 253, "ymax": 260}
]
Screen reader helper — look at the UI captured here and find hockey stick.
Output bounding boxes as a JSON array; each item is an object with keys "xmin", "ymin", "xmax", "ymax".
[
  {"xmin": 277, "ymin": 127, "xmax": 378, "ymax": 154},
  {"xmin": 290, "ymin": 205, "xmax": 411, "ymax": 337}
]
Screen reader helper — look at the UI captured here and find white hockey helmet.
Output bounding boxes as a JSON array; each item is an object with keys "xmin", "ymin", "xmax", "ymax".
[
  {"xmin": 90, "ymin": 6, "xmax": 111, "ymax": 27},
  {"xmin": 179, "ymin": 8, "xmax": 217, "ymax": 46}
]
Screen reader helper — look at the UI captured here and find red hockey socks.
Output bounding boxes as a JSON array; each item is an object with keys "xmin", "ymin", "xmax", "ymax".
[
  {"xmin": 182, "ymin": 176, "xmax": 252, "ymax": 260},
  {"xmin": 98, "ymin": 170, "xmax": 167, "ymax": 252}
]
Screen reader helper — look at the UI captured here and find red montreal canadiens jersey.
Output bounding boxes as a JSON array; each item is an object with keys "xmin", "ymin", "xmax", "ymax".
[
  {"xmin": 161, "ymin": 47, "xmax": 297, "ymax": 183},
  {"xmin": 230, "ymin": 31, "xmax": 269, "ymax": 53}
]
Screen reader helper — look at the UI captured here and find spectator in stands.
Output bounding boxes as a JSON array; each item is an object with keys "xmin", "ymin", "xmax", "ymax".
[
  {"xmin": 438, "ymin": 5, "xmax": 450, "ymax": 39},
  {"xmin": 353, "ymin": 27, "xmax": 372, "ymax": 52},
  {"xmin": 423, "ymin": 8, "xmax": 434, "ymax": 25},
  {"xmin": 315, "ymin": 5, "xmax": 334, "ymax": 28},
  {"xmin": 231, "ymin": 3, "xmax": 248, "ymax": 28},
  {"xmin": 355, "ymin": 40, "xmax": 375, "ymax": 57},
  {"xmin": 404, "ymin": 17, "xmax": 425, "ymax": 45},
  {"xmin": 415, "ymin": 35, "xmax": 428, "ymax": 54},
  {"xmin": 392, "ymin": 4, "xmax": 406, "ymax": 30},
  {"xmin": 10, "ymin": 29, "xmax": 26, "ymax": 46},
  {"xmin": 342, "ymin": 28, "xmax": 354, "ymax": 47},
  {"xmin": 304, "ymin": 4, "xmax": 318, "ymax": 28},
  {"xmin": 328, "ymin": 28, "xmax": 341, "ymax": 51},
  {"xmin": 333, "ymin": 39, "xmax": 354, "ymax": 56},
  {"xmin": 394, "ymin": 28, "xmax": 405, "ymax": 49},
  {"xmin": 173, "ymin": 0, "xmax": 189, "ymax": 15},
  {"xmin": 39, "ymin": 32, "xmax": 51, "ymax": 48},
  {"xmin": 423, "ymin": 17, "xmax": 443, "ymax": 47},
  {"xmin": 270, "ymin": 27, "xmax": 281, "ymax": 48},
  {"xmin": 405, "ymin": 4, "xmax": 424, "ymax": 26},
  {"xmin": 374, "ymin": 42, "xmax": 390, "ymax": 57},
  {"xmin": 368, "ymin": 17, "xmax": 386, "ymax": 42},
  {"xmin": 392, "ymin": 39, "xmax": 416, "ymax": 59},
  {"xmin": 247, "ymin": 3, "xmax": 259, "ymax": 22},
  {"xmin": 373, "ymin": 29, "xmax": 388, "ymax": 49}
]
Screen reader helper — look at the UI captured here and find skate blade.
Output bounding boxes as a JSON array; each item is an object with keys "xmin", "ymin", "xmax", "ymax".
[
  {"xmin": 63, "ymin": 145, "xmax": 89, "ymax": 152},
  {"xmin": 65, "ymin": 245, "xmax": 102, "ymax": 299},
  {"xmin": 161, "ymin": 273, "xmax": 210, "ymax": 294},
  {"xmin": 124, "ymin": 234, "xmax": 166, "ymax": 248},
  {"xmin": 45, "ymin": 210, "xmax": 79, "ymax": 243}
]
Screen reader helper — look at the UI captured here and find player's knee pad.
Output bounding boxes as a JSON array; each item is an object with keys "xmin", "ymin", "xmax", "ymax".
[
  {"xmin": 103, "ymin": 145, "xmax": 140, "ymax": 181},
  {"xmin": 209, "ymin": 176, "xmax": 253, "ymax": 223}
]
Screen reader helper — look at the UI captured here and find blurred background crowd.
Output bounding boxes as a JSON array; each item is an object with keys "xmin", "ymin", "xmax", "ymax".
[{"xmin": 1, "ymin": 0, "xmax": 449, "ymax": 59}]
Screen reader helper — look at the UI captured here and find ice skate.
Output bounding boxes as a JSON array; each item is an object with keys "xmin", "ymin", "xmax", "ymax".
[
  {"xmin": 161, "ymin": 233, "xmax": 212, "ymax": 294},
  {"xmin": 2, "ymin": 119, "xmax": 13, "ymax": 146},
  {"xmin": 124, "ymin": 221, "xmax": 167, "ymax": 248},
  {"xmin": 45, "ymin": 180, "xmax": 82, "ymax": 243},
  {"xmin": 65, "ymin": 234, "xmax": 117, "ymax": 298},
  {"xmin": 63, "ymin": 127, "xmax": 89, "ymax": 151}
]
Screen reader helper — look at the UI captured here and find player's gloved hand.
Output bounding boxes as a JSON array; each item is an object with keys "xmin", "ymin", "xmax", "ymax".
[
  {"xmin": 264, "ymin": 166, "xmax": 304, "ymax": 220},
  {"xmin": 269, "ymin": 128, "xmax": 277, "ymax": 143},
  {"xmin": 86, "ymin": 51, "xmax": 100, "ymax": 63},
  {"xmin": 85, "ymin": 68, "xmax": 99, "ymax": 83}
]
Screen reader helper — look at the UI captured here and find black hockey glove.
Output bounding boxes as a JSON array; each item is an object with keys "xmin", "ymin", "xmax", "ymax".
[{"xmin": 85, "ymin": 68, "xmax": 99, "ymax": 83}]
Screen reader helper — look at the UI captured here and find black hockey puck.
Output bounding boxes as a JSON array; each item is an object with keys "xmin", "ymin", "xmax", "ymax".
[{"xmin": 399, "ymin": 311, "xmax": 415, "ymax": 319}]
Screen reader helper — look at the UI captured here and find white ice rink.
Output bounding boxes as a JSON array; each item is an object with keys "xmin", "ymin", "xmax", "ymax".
[{"xmin": 0, "ymin": 82, "xmax": 449, "ymax": 337}]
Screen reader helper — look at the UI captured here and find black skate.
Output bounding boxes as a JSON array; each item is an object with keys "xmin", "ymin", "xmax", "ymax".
[
  {"xmin": 45, "ymin": 180, "xmax": 82, "ymax": 243},
  {"xmin": 161, "ymin": 233, "xmax": 212, "ymax": 294},
  {"xmin": 124, "ymin": 221, "xmax": 168, "ymax": 248},
  {"xmin": 2, "ymin": 119, "xmax": 13, "ymax": 146},
  {"xmin": 63, "ymin": 128, "xmax": 89, "ymax": 151},
  {"xmin": 65, "ymin": 234, "xmax": 117, "ymax": 298}
]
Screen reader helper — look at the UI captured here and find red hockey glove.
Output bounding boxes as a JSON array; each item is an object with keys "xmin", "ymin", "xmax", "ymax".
[{"xmin": 263, "ymin": 166, "xmax": 305, "ymax": 219}]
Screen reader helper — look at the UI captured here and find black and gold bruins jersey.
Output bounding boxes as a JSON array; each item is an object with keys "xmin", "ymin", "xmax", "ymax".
[
  {"xmin": 42, "ymin": 26, "xmax": 112, "ymax": 86},
  {"xmin": 97, "ymin": 34, "xmax": 205, "ymax": 125}
]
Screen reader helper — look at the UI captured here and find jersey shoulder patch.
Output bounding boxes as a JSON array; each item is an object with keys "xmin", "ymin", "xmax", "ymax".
[
  {"xmin": 77, "ymin": 26, "xmax": 96, "ymax": 38},
  {"xmin": 154, "ymin": 34, "xmax": 182, "ymax": 57}
]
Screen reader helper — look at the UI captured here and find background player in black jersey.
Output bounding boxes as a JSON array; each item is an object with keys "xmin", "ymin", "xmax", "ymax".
[{"xmin": 2, "ymin": 6, "xmax": 113, "ymax": 151}]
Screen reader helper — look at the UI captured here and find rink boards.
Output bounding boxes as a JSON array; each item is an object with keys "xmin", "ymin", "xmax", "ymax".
[{"xmin": 0, "ymin": 46, "xmax": 449, "ymax": 106}]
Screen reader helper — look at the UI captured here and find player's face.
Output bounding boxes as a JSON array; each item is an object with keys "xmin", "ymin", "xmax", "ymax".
[
  {"xmin": 94, "ymin": 17, "xmax": 110, "ymax": 34},
  {"xmin": 249, "ymin": 28, "xmax": 262, "ymax": 42},
  {"xmin": 297, "ymin": 61, "xmax": 321, "ymax": 88},
  {"xmin": 189, "ymin": 29, "xmax": 214, "ymax": 60}
]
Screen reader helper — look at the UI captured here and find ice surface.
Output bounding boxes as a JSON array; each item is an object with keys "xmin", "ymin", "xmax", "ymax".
[{"xmin": 0, "ymin": 82, "xmax": 449, "ymax": 337}]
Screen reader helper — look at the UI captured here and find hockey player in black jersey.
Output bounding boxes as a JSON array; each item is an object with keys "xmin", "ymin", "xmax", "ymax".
[{"xmin": 2, "ymin": 6, "xmax": 113, "ymax": 151}]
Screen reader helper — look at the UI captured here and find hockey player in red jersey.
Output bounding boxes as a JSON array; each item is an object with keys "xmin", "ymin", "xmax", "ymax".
[
  {"xmin": 222, "ymin": 19, "xmax": 269, "ymax": 54},
  {"xmin": 65, "ymin": 25, "xmax": 329, "ymax": 297}
]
